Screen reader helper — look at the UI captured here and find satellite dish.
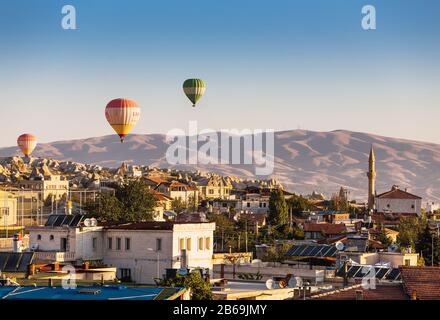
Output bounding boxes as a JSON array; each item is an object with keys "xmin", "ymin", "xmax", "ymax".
[
  {"xmin": 388, "ymin": 244, "xmax": 399, "ymax": 252},
  {"xmin": 288, "ymin": 276, "xmax": 303, "ymax": 288},
  {"xmin": 30, "ymin": 244, "xmax": 39, "ymax": 251},
  {"xmin": 335, "ymin": 241, "xmax": 345, "ymax": 251},
  {"xmin": 90, "ymin": 218, "xmax": 97, "ymax": 227},
  {"xmin": 83, "ymin": 219, "xmax": 91, "ymax": 227},
  {"xmin": 265, "ymin": 279, "xmax": 275, "ymax": 290}
]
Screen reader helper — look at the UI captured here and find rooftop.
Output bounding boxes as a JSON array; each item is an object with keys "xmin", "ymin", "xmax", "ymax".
[
  {"xmin": 400, "ymin": 266, "xmax": 440, "ymax": 300},
  {"xmin": 0, "ymin": 285, "xmax": 186, "ymax": 300}
]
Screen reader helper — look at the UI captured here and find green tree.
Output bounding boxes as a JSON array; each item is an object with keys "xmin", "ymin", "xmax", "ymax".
[
  {"xmin": 288, "ymin": 194, "xmax": 311, "ymax": 216},
  {"xmin": 397, "ymin": 217, "xmax": 426, "ymax": 249},
  {"xmin": 171, "ymin": 198, "xmax": 187, "ymax": 214},
  {"xmin": 415, "ymin": 225, "xmax": 440, "ymax": 266},
  {"xmin": 88, "ymin": 180, "xmax": 156, "ymax": 223},
  {"xmin": 374, "ymin": 224, "xmax": 393, "ymax": 246},
  {"xmin": 268, "ymin": 189, "xmax": 288, "ymax": 226},
  {"xmin": 157, "ymin": 272, "xmax": 212, "ymax": 300}
]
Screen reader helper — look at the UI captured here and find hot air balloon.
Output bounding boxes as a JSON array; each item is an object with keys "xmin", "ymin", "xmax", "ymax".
[
  {"xmin": 17, "ymin": 133, "xmax": 37, "ymax": 157},
  {"xmin": 105, "ymin": 98, "xmax": 141, "ymax": 142},
  {"xmin": 183, "ymin": 79, "xmax": 206, "ymax": 107}
]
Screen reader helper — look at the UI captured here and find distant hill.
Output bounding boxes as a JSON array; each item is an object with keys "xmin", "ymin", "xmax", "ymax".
[{"xmin": 1, "ymin": 129, "xmax": 440, "ymax": 201}]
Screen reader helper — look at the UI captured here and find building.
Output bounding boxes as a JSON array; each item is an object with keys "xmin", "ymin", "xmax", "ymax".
[
  {"xmin": 148, "ymin": 189, "xmax": 173, "ymax": 221},
  {"xmin": 375, "ymin": 185, "xmax": 422, "ymax": 216},
  {"xmin": 302, "ymin": 223, "xmax": 347, "ymax": 240},
  {"xmin": 196, "ymin": 175, "xmax": 233, "ymax": 200},
  {"xmin": 426, "ymin": 201, "xmax": 439, "ymax": 213},
  {"xmin": 27, "ymin": 216, "xmax": 216, "ymax": 285},
  {"xmin": 366, "ymin": 145, "xmax": 376, "ymax": 211},
  {"xmin": 156, "ymin": 181, "xmax": 199, "ymax": 205},
  {"xmin": 18, "ymin": 175, "xmax": 69, "ymax": 201},
  {"xmin": 0, "ymin": 190, "xmax": 17, "ymax": 227}
]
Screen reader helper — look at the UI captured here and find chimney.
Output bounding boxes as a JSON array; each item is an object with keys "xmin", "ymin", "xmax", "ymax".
[
  {"xmin": 411, "ymin": 290, "xmax": 417, "ymax": 300},
  {"xmin": 355, "ymin": 290, "xmax": 364, "ymax": 300}
]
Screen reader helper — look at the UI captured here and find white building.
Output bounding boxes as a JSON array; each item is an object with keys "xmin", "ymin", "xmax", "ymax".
[
  {"xmin": 0, "ymin": 191, "xmax": 17, "ymax": 227},
  {"xmin": 236, "ymin": 193, "xmax": 270, "ymax": 214},
  {"xmin": 27, "ymin": 215, "xmax": 215, "ymax": 285},
  {"xmin": 18, "ymin": 175, "xmax": 69, "ymax": 201},
  {"xmin": 426, "ymin": 201, "xmax": 439, "ymax": 213},
  {"xmin": 375, "ymin": 185, "xmax": 422, "ymax": 216}
]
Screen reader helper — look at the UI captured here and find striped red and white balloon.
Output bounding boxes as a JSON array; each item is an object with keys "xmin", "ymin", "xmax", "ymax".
[
  {"xmin": 105, "ymin": 98, "xmax": 141, "ymax": 142},
  {"xmin": 17, "ymin": 133, "xmax": 37, "ymax": 157}
]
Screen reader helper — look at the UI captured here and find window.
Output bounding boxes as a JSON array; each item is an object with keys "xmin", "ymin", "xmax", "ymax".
[
  {"xmin": 116, "ymin": 237, "xmax": 121, "ymax": 251},
  {"xmin": 179, "ymin": 238, "xmax": 185, "ymax": 251},
  {"xmin": 247, "ymin": 202, "xmax": 250, "ymax": 208},
  {"xmin": 198, "ymin": 238, "xmax": 204, "ymax": 251},
  {"xmin": 405, "ymin": 259, "xmax": 411, "ymax": 266},
  {"xmin": 125, "ymin": 238, "xmax": 131, "ymax": 251},
  {"xmin": 108, "ymin": 237, "xmax": 113, "ymax": 250},
  {"xmin": 92, "ymin": 237, "xmax": 97, "ymax": 250},
  {"xmin": 411, "ymin": 204, "xmax": 415, "ymax": 209},
  {"xmin": 50, "ymin": 235, "xmax": 54, "ymax": 241},
  {"xmin": 386, "ymin": 204, "xmax": 390, "ymax": 208},
  {"xmin": 209, "ymin": 189, "xmax": 214, "ymax": 195},
  {"xmin": 205, "ymin": 237, "xmax": 211, "ymax": 250},
  {"xmin": 186, "ymin": 238, "xmax": 191, "ymax": 251},
  {"xmin": 37, "ymin": 235, "xmax": 42, "ymax": 240},
  {"xmin": 156, "ymin": 238, "xmax": 162, "ymax": 252}
]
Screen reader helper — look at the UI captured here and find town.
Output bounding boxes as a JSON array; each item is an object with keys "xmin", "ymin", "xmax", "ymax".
[{"xmin": 1, "ymin": 144, "xmax": 439, "ymax": 300}]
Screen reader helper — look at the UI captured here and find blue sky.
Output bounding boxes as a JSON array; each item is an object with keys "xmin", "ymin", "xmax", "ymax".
[{"xmin": 0, "ymin": 0, "xmax": 439, "ymax": 147}]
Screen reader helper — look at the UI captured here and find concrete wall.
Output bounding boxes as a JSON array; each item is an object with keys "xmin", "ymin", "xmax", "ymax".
[{"xmin": 376, "ymin": 198, "xmax": 421, "ymax": 215}]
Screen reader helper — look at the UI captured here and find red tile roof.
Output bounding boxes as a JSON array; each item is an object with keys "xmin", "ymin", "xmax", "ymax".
[
  {"xmin": 400, "ymin": 266, "xmax": 440, "ymax": 300},
  {"xmin": 377, "ymin": 188, "xmax": 421, "ymax": 200},
  {"xmin": 303, "ymin": 223, "xmax": 346, "ymax": 235},
  {"xmin": 312, "ymin": 284, "xmax": 408, "ymax": 300}
]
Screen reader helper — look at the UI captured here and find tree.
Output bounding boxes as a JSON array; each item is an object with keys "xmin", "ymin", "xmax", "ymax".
[
  {"xmin": 374, "ymin": 224, "xmax": 393, "ymax": 246},
  {"xmin": 157, "ymin": 272, "xmax": 212, "ymax": 300},
  {"xmin": 268, "ymin": 189, "xmax": 288, "ymax": 226},
  {"xmin": 415, "ymin": 225, "xmax": 440, "ymax": 266},
  {"xmin": 88, "ymin": 180, "xmax": 157, "ymax": 223},
  {"xmin": 287, "ymin": 194, "xmax": 311, "ymax": 216},
  {"xmin": 171, "ymin": 198, "xmax": 187, "ymax": 214},
  {"xmin": 397, "ymin": 217, "xmax": 426, "ymax": 249}
]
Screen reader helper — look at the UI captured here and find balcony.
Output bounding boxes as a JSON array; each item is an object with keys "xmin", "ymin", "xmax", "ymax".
[{"xmin": 34, "ymin": 251, "xmax": 76, "ymax": 263}]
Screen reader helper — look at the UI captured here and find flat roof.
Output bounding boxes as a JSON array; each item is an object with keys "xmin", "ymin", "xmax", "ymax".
[{"xmin": 0, "ymin": 285, "xmax": 186, "ymax": 300}]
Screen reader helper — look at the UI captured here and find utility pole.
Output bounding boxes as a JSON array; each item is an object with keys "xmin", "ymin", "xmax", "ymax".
[{"xmin": 245, "ymin": 219, "xmax": 248, "ymax": 253}]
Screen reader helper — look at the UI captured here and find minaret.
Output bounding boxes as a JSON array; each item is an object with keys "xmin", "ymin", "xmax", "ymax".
[{"xmin": 366, "ymin": 145, "xmax": 376, "ymax": 211}]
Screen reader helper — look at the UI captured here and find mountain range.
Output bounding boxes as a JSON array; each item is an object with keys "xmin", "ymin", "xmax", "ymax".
[{"xmin": 1, "ymin": 129, "xmax": 439, "ymax": 202}]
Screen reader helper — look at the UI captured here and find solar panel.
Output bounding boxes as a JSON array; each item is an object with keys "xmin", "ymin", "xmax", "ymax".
[
  {"xmin": 4, "ymin": 253, "xmax": 22, "ymax": 272},
  {"xmin": 385, "ymin": 268, "xmax": 401, "ymax": 281},
  {"xmin": 357, "ymin": 266, "xmax": 375, "ymax": 278},
  {"xmin": 347, "ymin": 266, "xmax": 362, "ymax": 278},
  {"xmin": 301, "ymin": 246, "xmax": 316, "ymax": 256},
  {"xmin": 309, "ymin": 246, "xmax": 323, "ymax": 257},
  {"xmin": 318, "ymin": 246, "xmax": 333, "ymax": 257},
  {"xmin": 53, "ymin": 215, "xmax": 67, "ymax": 226},
  {"xmin": 288, "ymin": 245, "xmax": 306, "ymax": 256},
  {"xmin": 375, "ymin": 267, "xmax": 389, "ymax": 279},
  {"xmin": 62, "ymin": 215, "xmax": 74, "ymax": 226},
  {"xmin": 70, "ymin": 215, "xmax": 84, "ymax": 227},
  {"xmin": 17, "ymin": 253, "xmax": 34, "ymax": 273},
  {"xmin": 325, "ymin": 246, "xmax": 338, "ymax": 257},
  {"xmin": 0, "ymin": 253, "xmax": 9, "ymax": 271},
  {"xmin": 45, "ymin": 215, "xmax": 58, "ymax": 226}
]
